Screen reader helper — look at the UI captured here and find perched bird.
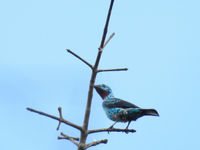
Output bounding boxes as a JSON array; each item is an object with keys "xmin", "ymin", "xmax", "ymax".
[{"xmin": 94, "ymin": 84, "xmax": 159, "ymax": 130}]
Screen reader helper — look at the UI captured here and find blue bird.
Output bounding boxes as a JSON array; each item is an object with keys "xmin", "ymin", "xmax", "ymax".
[{"xmin": 94, "ymin": 84, "xmax": 159, "ymax": 130}]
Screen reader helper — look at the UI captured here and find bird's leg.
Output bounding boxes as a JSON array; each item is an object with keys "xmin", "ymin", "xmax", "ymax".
[
  {"xmin": 125, "ymin": 121, "xmax": 131, "ymax": 129},
  {"xmin": 107, "ymin": 121, "xmax": 118, "ymax": 134},
  {"xmin": 125, "ymin": 121, "xmax": 131, "ymax": 134},
  {"xmin": 109, "ymin": 121, "xmax": 118, "ymax": 129}
]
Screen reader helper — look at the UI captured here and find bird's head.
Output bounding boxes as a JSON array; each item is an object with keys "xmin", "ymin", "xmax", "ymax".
[{"xmin": 94, "ymin": 84, "xmax": 114, "ymax": 100}]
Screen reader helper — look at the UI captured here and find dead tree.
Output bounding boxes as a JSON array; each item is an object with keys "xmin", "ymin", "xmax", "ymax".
[{"xmin": 27, "ymin": 0, "xmax": 136, "ymax": 149}]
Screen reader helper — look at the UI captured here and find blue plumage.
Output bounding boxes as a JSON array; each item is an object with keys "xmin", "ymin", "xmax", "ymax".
[{"xmin": 94, "ymin": 84, "xmax": 159, "ymax": 130}]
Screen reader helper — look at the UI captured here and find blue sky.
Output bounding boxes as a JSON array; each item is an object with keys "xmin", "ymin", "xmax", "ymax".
[{"xmin": 1, "ymin": 0, "xmax": 200, "ymax": 150}]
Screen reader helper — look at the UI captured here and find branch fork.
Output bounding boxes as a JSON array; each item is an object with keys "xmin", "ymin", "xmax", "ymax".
[
  {"xmin": 58, "ymin": 132, "xmax": 79, "ymax": 147},
  {"xmin": 26, "ymin": 107, "xmax": 82, "ymax": 131},
  {"xmin": 57, "ymin": 107, "xmax": 64, "ymax": 130},
  {"xmin": 58, "ymin": 132, "xmax": 108, "ymax": 149}
]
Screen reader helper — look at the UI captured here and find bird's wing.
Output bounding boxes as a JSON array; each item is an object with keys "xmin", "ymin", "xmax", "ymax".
[{"xmin": 103, "ymin": 98, "xmax": 140, "ymax": 108}]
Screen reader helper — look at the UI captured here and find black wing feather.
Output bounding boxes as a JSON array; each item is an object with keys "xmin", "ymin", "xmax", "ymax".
[{"xmin": 103, "ymin": 98, "xmax": 140, "ymax": 108}]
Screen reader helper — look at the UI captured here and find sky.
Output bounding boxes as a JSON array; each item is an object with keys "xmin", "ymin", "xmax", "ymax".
[{"xmin": 1, "ymin": 0, "xmax": 200, "ymax": 150}]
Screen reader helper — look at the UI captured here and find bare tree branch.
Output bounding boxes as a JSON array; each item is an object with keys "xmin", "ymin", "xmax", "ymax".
[
  {"xmin": 66, "ymin": 49, "xmax": 93, "ymax": 69},
  {"xmin": 88, "ymin": 128, "xmax": 136, "ymax": 134},
  {"xmin": 103, "ymin": 32, "xmax": 115, "ymax": 49},
  {"xmin": 84, "ymin": 139, "xmax": 108, "ymax": 149},
  {"xmin": 79, "ymin": 1, "xmax": 115, "ymax": 149},
  {"xmin": 58, "ymin": 132, "xmax": 79, "ymax": 141},
  {"xmin": 26, "ymin": 107, "xmax": 82, "ymax": 131},
  {"xmin": 58, "ymin": 132, "xmax": 79, "ymax": 147},
  {"xmin": 97, "ymin": 68, "xmax": 128, "ymax": 73}
]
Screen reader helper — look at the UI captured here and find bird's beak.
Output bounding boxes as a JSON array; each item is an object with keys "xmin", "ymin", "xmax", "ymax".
[
  {"xmin": 94, "ymin": 85, "xmax": 102, "ymax": 94},
  {"xmin": 94, "ymin": 85, "xmax": 106, "ymax": 100}
]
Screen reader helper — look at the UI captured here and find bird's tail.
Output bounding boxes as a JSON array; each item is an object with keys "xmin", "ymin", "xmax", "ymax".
[{"xmin": 141, "ymin": 109, "xmax": 159, "ymax": 116}]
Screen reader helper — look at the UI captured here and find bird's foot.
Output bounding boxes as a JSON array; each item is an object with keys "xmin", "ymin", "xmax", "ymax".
[
  {"xmin": 124, "ymin": 127, "xmax": 129, "ymax": 134},
  {"xmin": 107, "ymin": 125, "xmax": 114, "ymax": 134}
]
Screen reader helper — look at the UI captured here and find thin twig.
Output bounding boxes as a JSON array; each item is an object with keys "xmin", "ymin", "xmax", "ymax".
[
  {"xmin": 26, "ymin": 107, "xmax": 82, "ymax": 131},
  {"xmin": 103, "ymin": 32, "xmax": 115, "ymax": 48},
  {"xmin": 58, "ymin": 132, "xmax": 79, "ymax": 147},
  {"xmin": 97, "ymin": 68, "xmax": 128, "ymax": 73},
  {"xmin": 57, "ymin": 107, "xmax": 63, "ymax": 130},
  {"xmin": 66, "ymin": 49, "xmax": 93, "ymax": 69},
  {"xmin": 99, "ymin": 0, "xmax": 115, "ymax": 50},
  {"xmin": 84, "ymin": 139, "xmax": 108, "ymax": 149},
  {"xmin": 58, "ymin": 136, "xmax": 79, "ymax": 141},
  {"xmin": 87, "ymin": 128, "xmax": 136, "ymax": 134},
  {"xmin": 58, "ymin": 132, "xmax": 79, "ymax": 141}
]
